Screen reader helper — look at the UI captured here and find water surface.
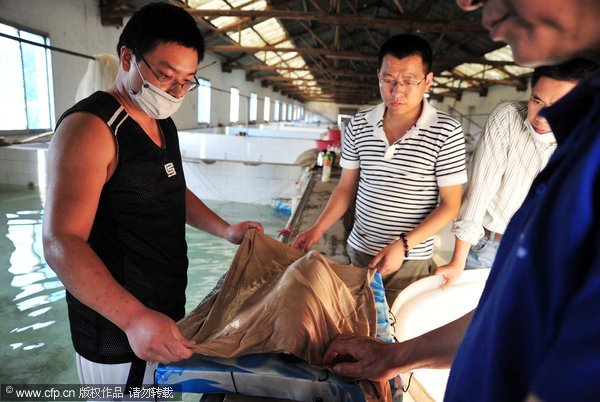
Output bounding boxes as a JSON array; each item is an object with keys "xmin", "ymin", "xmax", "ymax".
[{"xmin": 0, "ymin": 184, "xmax": 288, "ymax": 384}]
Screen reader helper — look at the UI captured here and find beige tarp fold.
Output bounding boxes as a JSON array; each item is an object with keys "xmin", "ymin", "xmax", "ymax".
[{"xmin": 178, "ymin": 230, "xmax": 391, "ymax": 401}]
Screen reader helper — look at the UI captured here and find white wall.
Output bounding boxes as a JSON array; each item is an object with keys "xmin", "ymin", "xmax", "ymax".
[
  {"xmin": 304, "ymin": 101, "xmax": 374, "ymax": 124},
  {"xmin": 184, "ymin": 161, "xmax": 305, "ymax": 204},
  {"xmin": 192, "ymin": 54, "xmax": 302, "ymax": 129},
  {"xmin": 1, "ymin": 0, "xmax": 122, "ymax": 121},
  {"xmin": 0, "ymin": 145, "xmax": 47, "ymax": 189},
  {"xmin": 0, "ymin": 0, "xmax": 304, "ymax": 132}
]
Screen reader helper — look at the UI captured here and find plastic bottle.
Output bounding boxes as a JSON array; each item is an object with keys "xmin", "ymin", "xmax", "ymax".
[
  {"xmin": 321, "ymin": 151, "xmax": 332, "ymax": 182},
  {"xmin": 328, "ymin": 146, "xmax": 336, "ymax": 168},
  {"xmin": 316, "ymin": 151, "xmax": 325, "ymax": 167}
]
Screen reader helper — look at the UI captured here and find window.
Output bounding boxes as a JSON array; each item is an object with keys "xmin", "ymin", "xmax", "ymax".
[
  {"xmin": 230, "ymin": 87, "xmax": 239, "ymax": 123},
  {"xmin": 0, "ymin": 23, "xmax": 55, "ymax": 131},
  {"xmin": 197, "ymin": 78, "xmax": 211, "ymax": 124},
  {"xmin": 249, "ymin": 92, "xmax": 258, "ymax": 122},
  {"xmin": 288, "ymin": 104, "xmax": 293, "ymax": 121},
  {"xmin": 281, "ymin": 102, "xmax": 287, "ymax": 121},
  {"xmin": 263, "ymin": 96, "xmax": 270, "ymax": 122},
  {"xmin": 273, "ymin": 100, "xmax": 280, "ymax": 122}
]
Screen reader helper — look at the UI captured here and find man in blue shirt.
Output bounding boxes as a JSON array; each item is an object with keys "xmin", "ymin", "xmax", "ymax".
[{"xmin": 322, "ymin": 0, "xmax": 600, "ymax": 401}]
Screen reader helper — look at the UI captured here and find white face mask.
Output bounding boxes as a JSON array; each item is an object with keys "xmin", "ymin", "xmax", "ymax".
[
  {"xmin": 127, "ymin": 57, "xmax": 184, "ymax": 119},
  {"xmin": 524, "ymin": 118, "xmax": 556, "ymax": 144}
]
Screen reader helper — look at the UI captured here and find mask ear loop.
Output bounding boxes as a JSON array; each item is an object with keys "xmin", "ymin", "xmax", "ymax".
[
  {"xmin": 387, "ymin": 308, "xmax": 413, "ymax": 393},
  {"xmin": 129, "ymin": 55, "xmax": 149, "ymax": 89},
  {"xmin": 401, "ymin": 372, "xmax": 414, "ymax": 393}
]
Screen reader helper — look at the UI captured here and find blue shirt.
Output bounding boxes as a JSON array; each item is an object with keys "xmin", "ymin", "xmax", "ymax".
[{"xmin": 445, "ymin": 71, "xmax": 600, "ymax": 402}]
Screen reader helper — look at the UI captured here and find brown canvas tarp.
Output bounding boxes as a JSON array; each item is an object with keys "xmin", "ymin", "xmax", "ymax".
[{"xmin": 178, "ymin": 230, "xmax": 391, "ymax": 401}]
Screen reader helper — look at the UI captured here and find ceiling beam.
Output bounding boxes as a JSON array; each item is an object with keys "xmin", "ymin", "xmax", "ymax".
[
  {"xmin": 232, "ymin": 64, "xmax": 377, "ymax": 78},
  {"xmin": 263, "ymin": 75, "xmax": 373, "ymax": 83},
  {"xmin": 392, "ymin": 0, "xmax": 406, "ymax": 14},
  {"xmin": 102, "ymin": 7, "xmax": 486, "ymax": 33},
  {"xmin": 412, "ymin": 0, "xmax": 438, "ymax": 17},
  {"xmin": 204, "ymin": 17, "xmax": 256, "ymax": 38},
  {"xmin": 268, "ymin": 81, "xmax": 375, "ymax": 89},
  {"xmin": 439, "ymin": 73, "xmax": 528, "ymax": 88},
  {"xmin": 208, "ymin": 45, "xmax": 520, "ymax": 67},
  {"xmin": 190, "ymin": 10, "xmax": 485, "ymax": 33}
]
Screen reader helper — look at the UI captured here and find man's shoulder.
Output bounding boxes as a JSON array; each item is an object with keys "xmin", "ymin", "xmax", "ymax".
[
  {"xmin": 355, "ymin": 104, "xmax": 379, "ymax": 119},
  {"xmin": 425, "ymin": 102, "xmax": 461, "ymax": 131},
  {"xmin": 482, "ymin": 101, "xmax": 528, "ymax": 143},
  {"xmin": 349, "ymin": 104, "xmax": 380, "ymax": 128},
  {"xmin": 71, "ymin": 91, "xmax": 120, "ymax": 113},
  {"xmin": 57, "ymin": 91, "xmax": 122, "ymax": 129},
  {"xmin": 491, "ymin": 100, "xmax": 528, "ymax": 119},
  {"xmin": 435, "ymin": 109, "xmax": 461, "ymax": 128},
  {"xmin": 358, "ymin": 103, "xmax": 380, "ymax": 114}
]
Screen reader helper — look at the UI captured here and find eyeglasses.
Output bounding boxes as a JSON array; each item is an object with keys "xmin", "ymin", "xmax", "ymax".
[
  {"xmin": 378, "ymin": 78, "xmax": 425, "ymax": 91},
  {"xmin": 140, "ymin": 55, "xmax": 200, "ymax": 92}
]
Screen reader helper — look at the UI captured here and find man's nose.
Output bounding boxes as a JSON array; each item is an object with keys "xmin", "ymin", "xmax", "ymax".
[
  {"xmin": 391, "ymin": 83, "xmax": 405, "ymax": 94},
  {"xmin": 169, "ymin": 85, "xmax": 187, "ymax": 99},
  {"xmin": 456, "ymin": 0, "xmax": 483, "ymax": 11}
]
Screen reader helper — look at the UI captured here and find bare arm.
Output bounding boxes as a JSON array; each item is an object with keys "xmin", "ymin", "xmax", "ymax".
[
  {"xmin": 185, "ymin": 189, "xmax": 263, "ymax": 244},
  {"xmin": 434, "ymin": 236, "xmax": 472, "ymax": 287},
  {"xmin": 292, "ymin": 168, "xmax": 359, "ymax": 251},
  {"xmin": 42, "ymin": 113, "xmax": 194, "ymax": 363},
  {"xmin": 372, "ymin": 184, "xmax": 462, "ymax": 274},
  {"xmin": 323, "ymin": 311, "xmax": 474, "ymax": 381}
]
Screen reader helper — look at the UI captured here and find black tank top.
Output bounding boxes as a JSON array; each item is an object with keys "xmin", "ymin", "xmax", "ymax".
[{"xmin": 56, "ymin": 92, "xmax": 188, "ymax": 363}]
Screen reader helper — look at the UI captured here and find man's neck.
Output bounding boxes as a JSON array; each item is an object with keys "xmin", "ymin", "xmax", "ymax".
[
  {"xmin": 108, "ymin": 79, "xmax": 165, "ymax": 147},
  {"xmin": 383, "ymin": 101, "xmax": 423, "ymax": 143},
  {"xmin": 108, "ymin": 78, "xmax": 156, "ymax": 127}
]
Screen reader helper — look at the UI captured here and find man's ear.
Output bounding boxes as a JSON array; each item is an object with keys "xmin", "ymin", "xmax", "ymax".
[
  {"xmin": 424, "ymin": 71, "xmax": 434, "ymax": 91},
  {"xmin": 120, "ymin": 46, "xmax": 133, "ymax": 71}
]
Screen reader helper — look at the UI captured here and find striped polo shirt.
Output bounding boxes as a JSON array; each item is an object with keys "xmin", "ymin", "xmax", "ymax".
[{"xmin": 341, "ymin": 100, "xmax": 467, "ymax": 259}]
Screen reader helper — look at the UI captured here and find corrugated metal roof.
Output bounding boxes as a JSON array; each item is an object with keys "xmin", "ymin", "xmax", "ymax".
[
  {"xmin": 101, "ymin": 0, "xmax": 539, "ymax": 103},
  {"xmin": 189, "ymin": 0, "xmax": 323, "ymax": 97}
]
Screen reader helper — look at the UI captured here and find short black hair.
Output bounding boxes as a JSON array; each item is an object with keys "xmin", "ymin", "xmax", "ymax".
[
  {"xmin": 377, "ymin": 34, "xmax": 433, "ymax": 74},
  {"xmin": 117, "ymin": 2, "xmax": 205, "ymax": 64},
  {"xmin": 531, "ymin": 58, "xmax": 598, "ymax": 88}
]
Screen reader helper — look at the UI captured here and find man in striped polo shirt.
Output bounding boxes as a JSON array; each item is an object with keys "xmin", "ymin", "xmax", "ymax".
[
  {"xmin": 293, "ymin": 34, "xmax": 467, "ymax": 305},
  {"xmin": 436, "ymin": 60, "xmax": 598, "ymax": 287}
]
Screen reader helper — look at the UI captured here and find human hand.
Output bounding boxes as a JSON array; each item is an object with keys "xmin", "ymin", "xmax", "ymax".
[
  {"xmin": 225, "ymin": 221, "xmax": 264, "ymax": 244},
  {"xmin": 322, "ymin": 334, "xmax": 400, "ymax": 381},
  {"xmin": 124, "ymin": 308, "xmax": 196, "ymax": 364},
  {"xmin": 368, "ymin": 241, "xmax": 405, "ymax": 275},
  {"xmin": 291, "ymin": 226, "xmax": 323, "ymax": 252},
  {"xmin": 434, "ymin": 261, "xmax": 465, "ymax": 289}
]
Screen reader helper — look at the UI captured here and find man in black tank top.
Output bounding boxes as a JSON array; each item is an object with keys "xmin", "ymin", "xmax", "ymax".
[{"xmin": 42, "ymin": 3, "xmax": 264, "ymax": 389}]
